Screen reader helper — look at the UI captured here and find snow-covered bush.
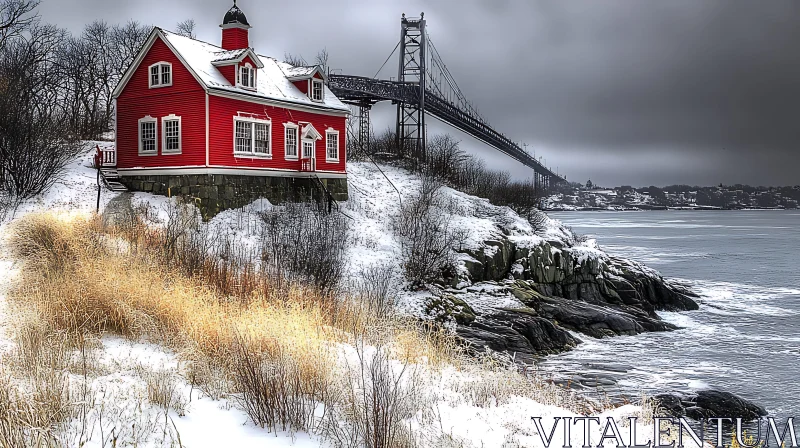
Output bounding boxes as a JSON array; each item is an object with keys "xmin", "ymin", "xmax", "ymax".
[
  {"xmin": 260, "ymin": 202, "xmax": 350, "ymax": 295},
  {"xmin": 352, "ymin": 263, "xmax": 400, "ymax": 319},
  {"xmin": 393, "ymin": 175, "xmax": 467, "ymax": 287}
]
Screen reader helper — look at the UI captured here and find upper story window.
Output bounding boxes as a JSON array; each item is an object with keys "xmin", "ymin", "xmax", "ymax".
[
  {"xmin": 326, "ymin": 129, "xmax": 339, "ymax": 162},
  {"xmin": 234, "ymin": 116, "xmax": 271, "ymax": 157},
  {"xmin": 138, "ymin": 116, "xmax": 157, "ymax": 155},
  {"xmin": 239, "ymin": 63, "xmax": 256, "ymax": 89},
  {"xmin": 162, "ymin": 115, "xmax": 181, "ymax": 154},
  {"xmin": 149, "ymin": 62, "xmax": 172, "ymax": 88},
  {"xmin": 284, "ymin": 123, "xmax": 298, "ymax": 159},
  {"xmin": 311, "ymin": 78, "xmax": 324, "ymax": 102}
]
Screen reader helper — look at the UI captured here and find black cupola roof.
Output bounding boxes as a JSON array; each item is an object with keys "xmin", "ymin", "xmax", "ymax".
[{"xmin": 223, "ymin": 2, "xmax": 250, "ymax": 26}]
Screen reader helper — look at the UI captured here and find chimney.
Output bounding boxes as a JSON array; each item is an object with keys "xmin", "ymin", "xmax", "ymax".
[{"xmin": 221, "ymin": 1, "xmax": 251, "ymax": 50}]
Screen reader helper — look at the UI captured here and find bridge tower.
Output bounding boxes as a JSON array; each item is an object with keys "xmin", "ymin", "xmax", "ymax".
[
  {"xmin": 356, "ymin": 99, "xmax": 377, "ymax": 156},
  {"xmin": 396, "ymin": 13, "xmax": 426, "ymax": 162}
]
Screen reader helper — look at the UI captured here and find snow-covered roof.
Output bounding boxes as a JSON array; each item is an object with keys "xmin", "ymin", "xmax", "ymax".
[
  {"xmin": 140, "ymin": 29, "xmax": 349, "ymax": 113},
  {"xmin": 284, "ymin": 65, "xmax": 326, "ymax": 81},
  {"xmin": 212, "ymin": 48, "xmax": 246, "ymax": 63}
]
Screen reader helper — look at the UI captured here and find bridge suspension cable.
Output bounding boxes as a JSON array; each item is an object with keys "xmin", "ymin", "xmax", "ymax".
[
  {"xmin": 373, "ymin": 41, "xmax": 401, "ymax": 79},
  {"xmin": 326, "ymin": 13, "xmax": 566, "ymax": 185},
  {"xmin": 424, "ymin": 33, "xmax": 486, "ymax": 124}
]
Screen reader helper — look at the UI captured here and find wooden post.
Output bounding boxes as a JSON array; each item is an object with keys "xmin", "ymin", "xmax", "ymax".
[{"xmin": 96, "ymin": 169, "xmax": 101, "ymax": 214}]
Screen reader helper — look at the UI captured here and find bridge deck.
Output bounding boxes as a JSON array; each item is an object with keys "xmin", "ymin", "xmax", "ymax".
[{"xmin": 328, "ymin": 74, "xmax": 563, "ymax": 181}]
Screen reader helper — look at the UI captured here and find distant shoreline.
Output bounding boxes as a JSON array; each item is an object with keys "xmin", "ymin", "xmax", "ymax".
[{"xmin": 543, "ymin": 206, "xmax": 796, "ymax": 212}]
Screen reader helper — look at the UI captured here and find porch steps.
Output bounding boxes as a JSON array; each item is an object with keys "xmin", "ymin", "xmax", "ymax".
[
  {"xmin": 105, "ymin": 181, "xmax": 129, "ymax": 192},
  {"xmin": 99, "ymin": 168, "xmax": 128, "ymax": 192}
]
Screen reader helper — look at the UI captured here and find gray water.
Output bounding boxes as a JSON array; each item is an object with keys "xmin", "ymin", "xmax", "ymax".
[{"xmin": 541, "ymin": 210, "xmax": 800, "ymax": 416}]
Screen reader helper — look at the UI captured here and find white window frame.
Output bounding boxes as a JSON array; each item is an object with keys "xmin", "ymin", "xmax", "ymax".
[
  {"xmin": 310, "ymin": 78, "xmax": 324, "ymax": 102},
  {"xmin": 238, "ymin": 63, "xmax": 256, "ymax": 90},
  {"xmin": 161, "ymin": 114, "xmax": 182, "ymax": 154},
  {"xmin": 233, "ymin": 116, "xmax": 272, "ymax": 158},
  {"xmin": 284, "ymin": 123, "xmax": 299, "ymax": 160},
  {"xmin": 325, "ymin": 128, "xmax": 339, "ymax": 162},
  {"xmin": 148, "ymin": 62, "xmax": 172, "ymax": 88},
  {"xmin": 302, "ymin": 138, "xmax": 315, "ymax": 159},
  {"xmin": 138, "ymin": 116, "xmax": 157, "ymax": 156}
]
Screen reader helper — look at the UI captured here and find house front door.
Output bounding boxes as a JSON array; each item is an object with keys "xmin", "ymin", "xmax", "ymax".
[{"xmin": 302, "ymin": 139, "xmax": 316, "ymax": 171}]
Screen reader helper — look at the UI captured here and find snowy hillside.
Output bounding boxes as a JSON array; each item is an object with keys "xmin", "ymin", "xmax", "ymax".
[{"xmin": 0, "ymin": 146, "xmax": 661, "ymax": 447}]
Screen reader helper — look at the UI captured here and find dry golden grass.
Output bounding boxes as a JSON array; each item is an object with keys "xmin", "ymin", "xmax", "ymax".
[
  {"xmin": 4, "ymin": 211, "xmax": 463, "ymax": 441},
  {"xmin": 3, "ymin": 210, "xmax": 619, "ymax": 446}
]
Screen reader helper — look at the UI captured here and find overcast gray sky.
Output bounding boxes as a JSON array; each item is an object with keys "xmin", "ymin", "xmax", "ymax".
[{"xmin": 40, "ymin": 1, "xmax": 800, "ymax": 187}]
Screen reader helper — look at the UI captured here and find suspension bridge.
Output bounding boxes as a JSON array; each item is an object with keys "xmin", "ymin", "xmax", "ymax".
[{"xmin": 328, "ymin": 13, "xmax": 565, "ymax": 188}]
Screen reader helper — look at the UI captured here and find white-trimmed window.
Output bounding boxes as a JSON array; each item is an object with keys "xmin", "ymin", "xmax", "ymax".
[
  {"xmin": 302, "ymin": 139, "xmax": 315, "ymax": 159},
  {"xmin": 161, "ymin": 115, "xmax": 181, "ymax": 154},
  {"xmin": 234, "ymin": 117, "xmax": 271, "ymax": 157},
  {"xmin": 284, "ymin": 123, "xmax": 298, "ymax": 159},
  {"xmin": 326, "ymin": 129, "xmax": 339, "ymax": 162},
  {"xmin": 149, "ymin": 62, "xmax": 172, "ymax": 88},
  {"xmin": 310, "ymin": 78, "xmax": 324, "ymax": 102},
  {"xmin": 239, "ymin": 63, "xmax": 256, "ymax": 89},
  {"xmin": 138, "ymin": 116, "xmax": 157, "ymax": 155}
]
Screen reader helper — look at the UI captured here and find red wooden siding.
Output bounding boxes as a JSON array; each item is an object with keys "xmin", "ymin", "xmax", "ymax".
[
  {"xmin": 116, "ymin": 37, "xmax": 206, "ymax": 169},
  {"xmin": 222, "ymin": 27, "xmax": 249, "ymax": 50},
  {"xmin": 293, "ymin": 80, "xmax": 308, "ymax": 94},
  {"xmin": 217, "ymin": 64, "xmax": 236, "ymax": 86},
  {"xmin": 209, "ymin": 94, "xmax": 346, "ymax": 173}
]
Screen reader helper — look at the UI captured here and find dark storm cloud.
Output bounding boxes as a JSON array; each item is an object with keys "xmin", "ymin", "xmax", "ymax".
[{"xmin": 38, "ymin": 1, "xmax": 800, "ymax": 186}]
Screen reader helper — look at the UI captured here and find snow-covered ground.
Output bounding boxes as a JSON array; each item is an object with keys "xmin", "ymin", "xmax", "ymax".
[{"xmin": 0, "ymin": 146, "xmax": 658, "ymax": 447}]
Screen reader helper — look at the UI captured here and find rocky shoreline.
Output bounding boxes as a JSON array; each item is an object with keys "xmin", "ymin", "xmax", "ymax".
[
  {"xmin": 423, "ymin": 231, "xmax": 699, "ymax": 363},
  {"xmin": 420, "ymin": 225, "xmax": 767, "ymax": 418}
]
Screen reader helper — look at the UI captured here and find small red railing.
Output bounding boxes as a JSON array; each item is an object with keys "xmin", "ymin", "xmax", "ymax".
[
  {"xmin": 94, "ymin": 145, "xmax": 117, "ymax": 168},
  {"xmin": 300, "ymin": 157, "xmax": 315, "ymax": 172}
]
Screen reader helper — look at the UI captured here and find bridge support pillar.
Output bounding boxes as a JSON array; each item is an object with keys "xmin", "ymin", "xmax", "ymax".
[
  {"xmin": 358, "ymin": 101, "xmax": 373, "ymax": 156},
  {"xmin": 396, "ymin": 13, "xmax": 427, "ymax": 165}
]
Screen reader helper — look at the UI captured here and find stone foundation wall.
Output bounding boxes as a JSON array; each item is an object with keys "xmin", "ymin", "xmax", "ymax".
[{"xmin": 120, "ymin": 174, "xmax": 348, "ymax": 218}]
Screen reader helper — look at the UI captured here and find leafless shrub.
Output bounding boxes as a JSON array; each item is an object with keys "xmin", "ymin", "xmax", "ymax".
[
  {"xmin": 144, "ymin": 369, "xmax": 187, "ymax": 416},
  {"xmin": 393, "ymin": 175, "xmax": 467, "ymax": 287},
  {"xmin": 185, "ymin": 350, "xmax": 230, "ymax": 401},
  {"xmin": 323, "ymin": 342, "xmax": 422, "ymax": 448},
  {"xmin": 564, "ymin": 225, "xmax": 589, "ymax": 246},
  {"xmin": 259, "ymin": 202, "xmax": 349, "ymax": 295},
  {"xmin": 353, "ymin": 263, "xmax": 400, "ymax": 319},
  {"xmin": 230, "ymin": 333, "xmax": 329, "ymax": 434},
  {"xmin": 367, "ymin": 131, "xmax": 547, "ymax": 216}
]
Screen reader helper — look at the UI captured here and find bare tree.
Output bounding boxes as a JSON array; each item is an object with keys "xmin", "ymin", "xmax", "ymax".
[
  {"xmin": 0, "ymin": 23, "xmax": 82, "ymax": 205},
  {"xmin": 0, "ymin": 0, "xmax": 38, "ymax": 47},
  {"xmin": 58, "ymin": 21, "xmax": 116, "ymax": 139},
  {"xmin": 283, "ymin": 52, "xmax": 307, "ymax": 67},
  {"xmin": 109, "ymin": 20, "xmax": 150, "ymax": 76},
  {"xmin": 175, "ymin": 19, "xmax": 196, "ymax": 39},
  {"xmin": 314, "ymin": 47, "xmax": 329, "ymax": 75}
]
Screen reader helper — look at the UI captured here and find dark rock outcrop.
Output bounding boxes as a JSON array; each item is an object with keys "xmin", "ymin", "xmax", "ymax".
[
  {"xmin": 654, "ymin": 390, "xmax": 768, "ymax": 422},
  {"xmin": 455, "ymin": 308, "xmax": 579, "ymax": 363},
  {"xmin": 441, "ymin": 231, "xmax": 699, "ymax": 360}
]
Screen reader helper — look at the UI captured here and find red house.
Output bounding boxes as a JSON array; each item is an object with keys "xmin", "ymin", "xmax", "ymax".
[{"xmin": 110, "ymin": 1, "xmax": 349, "ymax": 215}]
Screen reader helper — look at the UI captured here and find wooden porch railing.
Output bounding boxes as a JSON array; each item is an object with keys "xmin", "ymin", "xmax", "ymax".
[
  {"xmin": 300, "ymin": 157, "xmax": 316, "ymax": 172},
  {"xmin": 94, "ymin": 145, "xmax": 117, "ymax": 168}
]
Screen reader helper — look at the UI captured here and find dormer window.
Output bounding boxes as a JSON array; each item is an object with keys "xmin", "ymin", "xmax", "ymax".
[
  {"xmin": 239, "ymin": 63, "xmax": 256, "ymax": 89},
  {"xmin": 311, "ymin": 78, "xmax": 324, "ymax": 102},
  {"xmin": 149, "ymin": 62, "xmax": 172, "ymax": 88}
]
